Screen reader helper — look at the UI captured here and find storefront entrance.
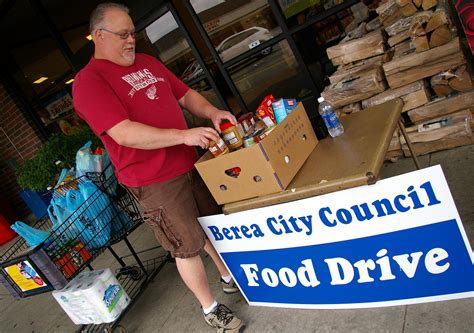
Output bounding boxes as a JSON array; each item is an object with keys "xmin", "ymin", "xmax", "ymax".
[{"xmin": 2, "ymin": 0, "xmax": 360, "ymax": 136}]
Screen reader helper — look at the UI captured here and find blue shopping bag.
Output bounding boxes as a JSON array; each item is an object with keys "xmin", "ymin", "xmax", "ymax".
[
  {"xmin": 75, "ymin": 182, "xmax": 112, "ymax": 248},
  {"xmin": 10, "ymin": 221, "xmax": 50, "ymax": 247},
  {"xmin": 48, "ymin": 196, "xmax": 81, "ymax": 243},
  {"xmin": 48, "ymin": 182, "xmax": 112, "ymax": 249}
]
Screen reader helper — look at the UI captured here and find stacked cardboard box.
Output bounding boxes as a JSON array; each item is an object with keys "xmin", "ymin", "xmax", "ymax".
[{"xmin": 323, "ymin": 0, "xmax": 473, "ymax": 160}]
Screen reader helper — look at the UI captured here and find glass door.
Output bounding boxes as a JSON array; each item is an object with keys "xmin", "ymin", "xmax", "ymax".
[
  {"xmin": 135, "ymin": 7, "xmax": 228, "ymax": 128},
  {"xmin": 187, "ymin": 0, "xmax": 318, "ymax": 114}
]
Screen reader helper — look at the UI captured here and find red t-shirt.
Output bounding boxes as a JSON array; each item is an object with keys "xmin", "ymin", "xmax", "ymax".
[{"xmin": 72, "ymin": 53, "xmax": 197, "ymax": 187}]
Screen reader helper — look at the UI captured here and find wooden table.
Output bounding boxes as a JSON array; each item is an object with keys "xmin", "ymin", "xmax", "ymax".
[{"xmin": 223, "ymin": 99, "xmax": 414, "ymax": 214}]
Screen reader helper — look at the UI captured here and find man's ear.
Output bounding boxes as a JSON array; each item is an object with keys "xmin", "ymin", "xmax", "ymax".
[{"xmin": 93, "ymin": 29, "xmax": 103, "ymax": 41}]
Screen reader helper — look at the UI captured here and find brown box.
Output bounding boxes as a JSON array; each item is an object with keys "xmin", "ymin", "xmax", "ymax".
[{"xmin": 195, "ymin": 103, "xmax": 318, "ymax": 204}]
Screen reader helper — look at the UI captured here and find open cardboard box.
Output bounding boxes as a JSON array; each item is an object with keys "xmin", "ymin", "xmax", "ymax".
[{"xmin": 195, "ymin": 103, "xmax": 318, "ymax": 204}]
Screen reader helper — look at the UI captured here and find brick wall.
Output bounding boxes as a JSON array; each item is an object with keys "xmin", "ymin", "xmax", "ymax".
[{"xmin": 0, "ymin": 81, "xmax": 44, "ymax": 218}]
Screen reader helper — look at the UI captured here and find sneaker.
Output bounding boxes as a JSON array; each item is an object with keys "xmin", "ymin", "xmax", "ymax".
[
  {"xmin": 203, "ymin": 303, "xmax": 244, "ymax": 332},
  {"xmin": 221, "ymin": 278, "xmax": 239, "ymax": 294}
]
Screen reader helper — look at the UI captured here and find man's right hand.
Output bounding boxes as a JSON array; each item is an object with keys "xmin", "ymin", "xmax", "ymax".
[{"xmin": 182, "ymin": 127, "xmax": 220, "ymax": 150}]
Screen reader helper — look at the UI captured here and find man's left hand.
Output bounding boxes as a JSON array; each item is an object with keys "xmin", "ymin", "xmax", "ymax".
[{"xmin": 211, "ymin": 110, "xmax": 237, "ymax": 133}]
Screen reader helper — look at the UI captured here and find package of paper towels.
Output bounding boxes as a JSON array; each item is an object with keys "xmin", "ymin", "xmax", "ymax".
[{"xmin": 52, "ymin": 268, "xmax": 130, "ymax": 324}]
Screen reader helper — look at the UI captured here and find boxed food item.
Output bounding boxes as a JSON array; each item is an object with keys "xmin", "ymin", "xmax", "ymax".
[
  {"xmin": 195, "ymin": 103, "xmax": 318, "ymax": 204},
  {"xmin": 256, "ymin": 94, "xmax": 276, "ymax": 126},
  {"xmin": 272, "ymin": 98, "xmax": 298, "ymax": 123}
]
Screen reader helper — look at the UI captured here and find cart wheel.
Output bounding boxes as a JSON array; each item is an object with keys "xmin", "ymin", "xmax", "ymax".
[
  {"xmin": 130, "ymin": 266, "xmax": 143, "ymax": 281},
  {"xmin": 106, "ymin": 325, "xmax": 126, "ymax": 333}
]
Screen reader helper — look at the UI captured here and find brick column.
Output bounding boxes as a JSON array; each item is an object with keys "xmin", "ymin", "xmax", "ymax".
[{"xmin": 0, "ymin": 81, "xmax": 44, "ymax": 218}]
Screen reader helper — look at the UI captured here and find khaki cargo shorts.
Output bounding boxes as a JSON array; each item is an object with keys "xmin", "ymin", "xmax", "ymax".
[{"xmin": 127, "ymin": 170, "xmax": 220, "ymax": 258}]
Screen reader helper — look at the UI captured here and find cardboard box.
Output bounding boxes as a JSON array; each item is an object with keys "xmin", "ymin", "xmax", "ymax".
[{"xmin": 195, "ymin": 103, "xmax": 318, "ymax": 204}]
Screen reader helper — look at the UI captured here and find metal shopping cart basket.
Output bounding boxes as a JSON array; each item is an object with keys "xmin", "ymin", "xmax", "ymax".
[
  {"xmin": 0, "ymin": 168, "xmax": 170, "ymax": 332},
  {"xmin": 0, "ymin": 170, "xmax": 141, "ymax": 297}
]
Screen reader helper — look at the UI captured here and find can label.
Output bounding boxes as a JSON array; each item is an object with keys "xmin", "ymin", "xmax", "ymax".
[
  {"xmin": 243, "ymin": 136, "xmax": 256, "ymax": 148},
  {"xmin": 209, "ymin": 138, "xmax": 228, "ymax": 157},
  {"xmin": 223, "ymin": 132, "xmax": 238, "ymax": 145}
]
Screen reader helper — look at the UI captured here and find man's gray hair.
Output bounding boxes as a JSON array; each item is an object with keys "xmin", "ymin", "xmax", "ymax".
[{"xmin": 89, "ymin": 2, "xmax": 129, "ymax": 34}]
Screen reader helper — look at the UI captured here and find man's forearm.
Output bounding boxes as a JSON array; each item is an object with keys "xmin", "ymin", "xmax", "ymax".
[{"xmin": 107, "ymin": 120, "xmax": 184, "ymax": 150}]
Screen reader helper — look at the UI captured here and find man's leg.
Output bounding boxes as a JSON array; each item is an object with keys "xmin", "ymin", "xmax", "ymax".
[
  {"xmin": 203, "ymin": 239, "xmax": 240, "ymax": 294},
  {"xmin": 175, "ymin": 255, "xmax": 214, "ymax": 308},
  {"xmin": 191, "ymin": 171, "xmax": 240, "ymax": 294},
  {"xmin": 127, "ymin": 173, "xmax": 244, "ymax": 330},
  {"xmin": 175, "ymin": 253, "xmax": 243, "ymax": 332},
  {"xmin": 203, "ymin": 239, "xmax": 229, "ymax": 276}
]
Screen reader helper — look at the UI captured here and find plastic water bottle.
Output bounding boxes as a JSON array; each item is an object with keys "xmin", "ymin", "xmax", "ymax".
[{"xmin": 317, "ymin": 96, "xmax": 344, "ymax": 138}]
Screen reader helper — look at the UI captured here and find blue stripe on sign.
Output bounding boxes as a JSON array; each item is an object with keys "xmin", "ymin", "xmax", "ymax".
[{"xmin": 222, "ymin": 219, "xmax": 474, "ymax": 305}]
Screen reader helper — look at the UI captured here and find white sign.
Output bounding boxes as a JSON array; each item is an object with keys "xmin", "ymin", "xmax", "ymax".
[
  {"xmin": 199, "ymin": 165, "xmax": 474, "ymax": 308},
  {"xmin": 44, "ymin": 91, "xmax": 73, "ymax": 120}
]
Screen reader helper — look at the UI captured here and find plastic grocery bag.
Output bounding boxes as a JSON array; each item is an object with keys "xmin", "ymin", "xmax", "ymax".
[
  {"xmin": 78, "ymin": 181, "xmax": 133, "ymax": 240},
  {"xmin": 10, "ymin": 221, "xmax": 50, "ymax": 247},
  {"xmin": 54, "ymin": 168, "xmax": 77, "ymax": 197},
  {"xmin": 76, "ymin": 141, "xmax": 95, "ymax": 177},
  {"xmin": 57, "ymin": 168, "xmax": 75, "ymax": 186},
  {"xmin": 75, "ymin": 181, "xmax": 112, "ymax": 248},
  {"xmin": 48, "ymin": 196, "xmax": 81, "ymax": 243},
  {"xmin": 48, "ymin": 182, "xmax": 112, "ymax": 249},
  {"xmin": 76, "ymin": 141, "xmax": 111, "ymax": 178}
]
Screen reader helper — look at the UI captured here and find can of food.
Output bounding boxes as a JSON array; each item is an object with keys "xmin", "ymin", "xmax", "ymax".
[
  {"xmin": 220, "ymin": 122, "xmax": 243, "ymax": 151},
  {"xmin": 208, "ymin": 138, "xmax": 229, "ymax": 157},
  {"xmin": 238, "ymin": 113, "xmax": 256, "ymax": 135},
  {"xmin": 242, "ymin": 135, "xmax": 257, "ymax": 148}
]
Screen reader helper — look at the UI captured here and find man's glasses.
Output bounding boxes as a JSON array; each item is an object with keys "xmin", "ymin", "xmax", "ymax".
[{"xmin": 100, "ymin": 28, "xmax": 136, "ymax": 40}]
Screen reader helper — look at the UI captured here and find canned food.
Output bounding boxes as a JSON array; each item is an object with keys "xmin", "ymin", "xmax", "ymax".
[
  {"xmin": 243, "ymin": 135, "xmax": 257, "ymax": 148},
  {"xmin": 208, "ymin": 138, "xmax": 229, "ymax": 158},
  {"xmin": 238, "ymin": 113, "xmax": 256, "ymax": 135},
  {"xmin": 220, "ymin": 121, "xmax": 243, "ymax": 151},
  {"xmin": 225, "ymin": 167, "xmax": 241, "ymax": 178}
]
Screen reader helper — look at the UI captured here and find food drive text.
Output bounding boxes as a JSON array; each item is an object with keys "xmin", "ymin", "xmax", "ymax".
[{"xmin": 207, "ymin": 181, "xmax": 451, "ymax": 288}]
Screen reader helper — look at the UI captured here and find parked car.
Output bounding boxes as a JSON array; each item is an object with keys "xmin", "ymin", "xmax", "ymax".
[
  {"xmin": 216, "ymin": 27, "xmax": 273, "ymax": 63},
  {"xmin": 179, "ymin": 60, "xmax": 204, "ymax": 83}
]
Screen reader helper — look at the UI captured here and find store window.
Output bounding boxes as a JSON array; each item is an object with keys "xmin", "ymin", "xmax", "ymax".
[
  {"xmin": 188, "ymin": 0, "xmax": 319, "ymax": 114},
  {"xmin": 228, "ymin": 39, "xmax": 312, "ymax": 111},
  {"xmin": 190, "ymin": 0, "xmax": 281, "ymax": 63},
  {"xmin": 138, "ymin": 11, "xmax": 224, "ymax": 126},
  {"xmin": 2, "ymin": 0, "xmax": 80, "ymax": 134}
]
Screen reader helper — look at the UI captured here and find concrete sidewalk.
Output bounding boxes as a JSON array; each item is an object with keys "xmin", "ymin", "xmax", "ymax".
[{"xmin": 1, "ymin": 144, "xmax": 473, "ymax": 333}]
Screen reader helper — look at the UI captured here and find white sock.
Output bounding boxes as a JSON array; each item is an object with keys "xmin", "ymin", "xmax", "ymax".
[
  {"xmin": 221, "ymin": 275, "xmax": 232, "ymax": 283},
  {"xmin": 203, "ymin": 300, "xmax": 218, "ymax": 315}
]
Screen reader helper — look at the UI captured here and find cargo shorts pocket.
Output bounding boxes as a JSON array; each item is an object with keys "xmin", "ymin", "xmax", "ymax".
[{"xmin": 143, "ymin": 208, "xmax": 182, "ymax": 251}]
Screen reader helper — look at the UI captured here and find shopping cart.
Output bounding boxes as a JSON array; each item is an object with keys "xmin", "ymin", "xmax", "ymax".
[{"xmin": 0, "ymin": 169, "xmax": 170, "ymax": 332}]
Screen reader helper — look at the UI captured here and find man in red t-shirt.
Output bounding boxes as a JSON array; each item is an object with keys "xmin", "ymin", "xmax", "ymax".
[{"xmin": 73, "ymin": 3, "xmax": 244, "ymax": 331}]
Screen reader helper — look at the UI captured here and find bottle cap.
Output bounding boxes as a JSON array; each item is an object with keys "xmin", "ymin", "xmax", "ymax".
[
  {"xmin": 317, "ymin": 96, "xmax": 324, "ymax": 103},
  {"xmin": 219, "ymin": 121, "xmax": 233, "ymax": 131}
]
